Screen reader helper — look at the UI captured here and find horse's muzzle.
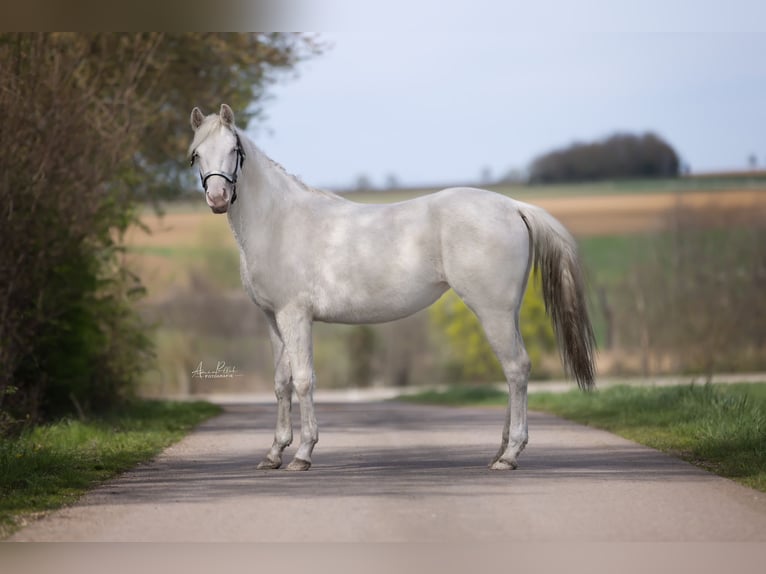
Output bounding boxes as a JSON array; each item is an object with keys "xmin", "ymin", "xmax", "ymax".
[{"xmin": 206, "ymin": 188, "xmax": 232, "ymax": 214}]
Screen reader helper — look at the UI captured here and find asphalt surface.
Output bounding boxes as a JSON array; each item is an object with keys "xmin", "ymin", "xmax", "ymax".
[{"xmin": 10, "ymin": 401, "xmax": 766, "ymax": 542}]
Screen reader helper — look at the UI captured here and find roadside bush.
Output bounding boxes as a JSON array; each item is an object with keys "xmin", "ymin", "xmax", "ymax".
[
  {"xmin": 0, "ymin": 34, "xmax": 157, "ymax": 430},
  {"xmin": 0, "ymin": 33, "xmax": 320, "ymax": 431}
]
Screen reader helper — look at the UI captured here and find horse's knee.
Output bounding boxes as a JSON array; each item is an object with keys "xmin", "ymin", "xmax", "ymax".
[
  {"xmin": 292, "ymin": 371, "xmax": 315, "ymax": 398},
  {"xmin": 274, "ymin": 370, "xmax": 292, "ymax": 399}
]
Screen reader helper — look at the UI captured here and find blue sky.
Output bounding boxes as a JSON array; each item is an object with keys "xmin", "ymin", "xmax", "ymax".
[{"xmin": 252, "ymin": 1, "xmax": 766, "ymax": 188}]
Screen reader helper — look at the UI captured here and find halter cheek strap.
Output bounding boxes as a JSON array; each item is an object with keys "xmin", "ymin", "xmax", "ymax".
[{"xmin": 198, "ymin": 133, "xmax": 246, "ymax": 205}]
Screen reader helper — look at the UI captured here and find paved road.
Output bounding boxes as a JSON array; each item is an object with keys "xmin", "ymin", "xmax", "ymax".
[{"xmin": 10, "ymin": 401, "xmax": 766, "ymax": 542}]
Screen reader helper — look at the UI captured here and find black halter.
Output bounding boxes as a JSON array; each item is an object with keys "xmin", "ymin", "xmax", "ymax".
[{"xmin": 196, "ymin": 132, "xmax": 246, "ymax": 205}]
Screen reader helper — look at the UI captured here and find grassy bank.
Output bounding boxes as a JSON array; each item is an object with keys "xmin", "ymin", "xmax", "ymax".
[
  {"xmin": 0, "ymin": 400, "xmax": 221, "ymax": 538},
  {"xmin": 399, "ymin": 383, "xmax": 766, "ymax": 491}
]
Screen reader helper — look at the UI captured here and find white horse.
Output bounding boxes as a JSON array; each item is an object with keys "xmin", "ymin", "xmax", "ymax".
[{"xmin": 188, "ymin": 104, "xmax": 596, "ymax": 471}]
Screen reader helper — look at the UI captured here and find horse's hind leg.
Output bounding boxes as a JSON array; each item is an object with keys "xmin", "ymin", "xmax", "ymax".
[
  {"xmin": 475, "ymin": 310, "xmax": 531, "ymax": 470},
  {"xmin": 442, "ymin": 208, "xmax": 532, "ymax": 470}
]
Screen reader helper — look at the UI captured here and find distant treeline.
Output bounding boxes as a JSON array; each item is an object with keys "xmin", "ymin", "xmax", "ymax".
[{"xmin": 529, "ymin": 132, "xmax": 680, "ymax": 184}]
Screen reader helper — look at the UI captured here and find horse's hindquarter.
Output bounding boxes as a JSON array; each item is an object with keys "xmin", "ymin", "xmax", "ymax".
[
  {"xmin": 436, "ymin": 188, "xmax": 530, "ymax": 307},
  {"xmin": 309, "ymin": 197, "xmax": 449, "ymax": 324}
]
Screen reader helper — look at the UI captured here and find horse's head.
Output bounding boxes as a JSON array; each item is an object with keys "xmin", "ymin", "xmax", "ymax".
[{"xmin": 188, "ymin": 104, "xmax": 246, "ymax": 214}]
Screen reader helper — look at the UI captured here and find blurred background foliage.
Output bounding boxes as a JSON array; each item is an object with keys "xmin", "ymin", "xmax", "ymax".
[{"xmin": 2, "ymin": 33, "xmax": 765, "ymax": 434}]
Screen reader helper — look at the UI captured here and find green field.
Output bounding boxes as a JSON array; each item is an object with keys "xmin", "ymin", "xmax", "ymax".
[
  {"xmin": 399, "ymin": 383, "xmax": 766, "ymax": 491},
  {"xmin": 578, "ymin": 233, "xmax": 657, "ymax": 285}
]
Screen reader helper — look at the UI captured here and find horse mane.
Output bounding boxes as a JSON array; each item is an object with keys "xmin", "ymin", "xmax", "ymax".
[
  {"xmin": 259, "ymin": 153, "xmax": 344, "ymax": 201},
  {"xmin": 189, "ymin": 114, "xmax": 343, "ymax": 202}
]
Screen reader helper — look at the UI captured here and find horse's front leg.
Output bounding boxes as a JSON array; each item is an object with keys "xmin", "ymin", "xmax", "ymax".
[
  {"xmin": 276, "ymin": 309, "xmax": 318, "ymax": 471},
  {"xmin": 257, "ymin": 316, "xmax": 293, "ymax": 470}
]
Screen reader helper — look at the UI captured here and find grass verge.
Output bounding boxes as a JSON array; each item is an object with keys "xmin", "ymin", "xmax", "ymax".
[
  {"xmin": 399, "ymin": 383, "xmax": 766, "ymax": 491},
  {"xmin": 0, "ymin": 400, "xmax": 221, "ymax": 538}
]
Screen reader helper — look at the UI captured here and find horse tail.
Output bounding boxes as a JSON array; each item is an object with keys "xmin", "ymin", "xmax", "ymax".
[{"xmin": 517, "ymin": 202, "xmax": 596, "ymax": 390}]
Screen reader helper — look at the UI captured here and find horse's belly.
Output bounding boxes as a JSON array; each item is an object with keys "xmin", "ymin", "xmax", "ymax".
[
  {"xmin": 310, "ymin": 214, "xmax": 447, "ymax": 323},
  {"xmin": 313, "ymin": 277, "xmax": 448, "ymax": 324}
]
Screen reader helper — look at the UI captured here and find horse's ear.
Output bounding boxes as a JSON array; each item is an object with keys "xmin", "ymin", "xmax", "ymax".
[
  {"xmin": 220, "ymin": 104, "xmax": 235, "ymax": 126},
  {"xmin": 190, "ymin": 107, "xmax": 205, "ymax": 130}
]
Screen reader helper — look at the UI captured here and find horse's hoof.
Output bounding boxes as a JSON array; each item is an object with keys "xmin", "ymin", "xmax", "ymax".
[
  {"xmin": 286, "ymin": 458, "xmax": 311, "ymax": 471},
  {"xmin": 256, "ymin": 458, "xmax": 281, "ymax": 470},
  {"xmin": 489, "ymin": 458, "xmax": 518, "ymax": 471}
]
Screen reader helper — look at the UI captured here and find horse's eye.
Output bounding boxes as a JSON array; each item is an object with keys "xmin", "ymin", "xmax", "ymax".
[{"xmin": 190, "ymin": 153, "xmax": 197, "ymax": 166}]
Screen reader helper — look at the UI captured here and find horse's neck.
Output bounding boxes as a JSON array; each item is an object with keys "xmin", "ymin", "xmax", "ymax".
[{"xmin": 226, "ymin": 142, "xmax": 322, "ymax": 249}]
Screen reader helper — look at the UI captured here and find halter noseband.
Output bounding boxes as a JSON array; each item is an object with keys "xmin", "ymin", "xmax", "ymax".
[{"xmin": 196, "ymin": 132, "xmax": 246, "ymax": 205}]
